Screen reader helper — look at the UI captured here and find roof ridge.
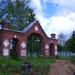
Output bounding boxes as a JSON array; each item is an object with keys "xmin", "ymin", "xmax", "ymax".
[{"xmin": 22, "ymin": 20, "xmax": 37, "ymax": 33}]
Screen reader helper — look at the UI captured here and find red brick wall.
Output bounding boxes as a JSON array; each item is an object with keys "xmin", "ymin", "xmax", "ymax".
[{"xmin": 0, "ymin": 21, "xmax": 57, "ymax": 57}]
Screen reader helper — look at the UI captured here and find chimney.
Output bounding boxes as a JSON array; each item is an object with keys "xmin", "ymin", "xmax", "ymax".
[{"xmin": 51, "ymin": 33, "xmax": 56, "ymax": 38}]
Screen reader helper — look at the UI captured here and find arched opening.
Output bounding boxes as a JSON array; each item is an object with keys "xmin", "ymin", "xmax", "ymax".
[
  {"xmin": 27, "ymin": 33, "xmax": 43, "ymax": 56},
  {"xmin": 10, "ymin": 38, "xmax": 19, "ymax": 59},
  {"xmin": 50, "ymin": 43, "xmax": 55, "ymax": 55}
]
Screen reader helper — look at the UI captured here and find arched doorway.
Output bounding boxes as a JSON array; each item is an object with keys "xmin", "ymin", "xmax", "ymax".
[
  {"xmin": 50, "ymin": 43, "xmax": 55, "ymax": 55},
  {"xmin": 27, "ymin": 33, "xmax": 42, "ymax": 56},
  {"xmin": 10, "ymin": 38, "xmax": 19, "ymax": 59}
]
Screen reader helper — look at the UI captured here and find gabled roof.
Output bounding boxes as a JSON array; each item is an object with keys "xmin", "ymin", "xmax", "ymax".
[
  {"xmin": 22, "ymin": 20, "xmax": 37, "ymax": 33},
  {"xmin": 22, "ymin": 20, "xmax": 49, "ymax": 39}
]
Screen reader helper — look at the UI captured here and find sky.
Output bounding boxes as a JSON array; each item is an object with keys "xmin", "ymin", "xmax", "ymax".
[{"xmin": 30, "ymin": 0, "xmax": 75, "ymax": 38}]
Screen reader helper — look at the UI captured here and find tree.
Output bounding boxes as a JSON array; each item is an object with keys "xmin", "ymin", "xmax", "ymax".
[
  {"xmin": 65, "ymin": 31, "xmax": 75, "ymax": 53},
  {"xmin": 58, "ymin": 33, "xmax": 66, "ymax": 46},
  {"xmin": 58, "ymin": 33, "xmax": 68, "ymax": 56},
  {"xmin": 0, "ymin": 0, "xmax": 35, "ymax": 30},
  {"xmin": 57, "ymin": 44, "xmax": 64, "ymax": 52}
]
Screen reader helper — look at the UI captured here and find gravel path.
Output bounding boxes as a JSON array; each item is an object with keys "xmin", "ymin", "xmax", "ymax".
[{"xmin": 48, "ymin": 60, "xmax": 75, "ymax": 75}]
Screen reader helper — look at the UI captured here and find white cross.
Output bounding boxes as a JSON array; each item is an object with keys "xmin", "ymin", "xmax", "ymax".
[{"xmin": 3, "ymin": 40, "xmax": 9, "ymax": 47}]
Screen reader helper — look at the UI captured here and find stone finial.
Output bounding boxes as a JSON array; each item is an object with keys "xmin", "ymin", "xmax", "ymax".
[
  {"xmin": 51, "ymin": 33, "xmax": 56, "ymax": 38},
  {"xmin": 1, "ymin": 19, "xmax": 9, "ymax": 29}
]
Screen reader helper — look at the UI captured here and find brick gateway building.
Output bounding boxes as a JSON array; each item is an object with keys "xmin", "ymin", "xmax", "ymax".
[{"xmin": 0, "ymin": 20, "xmax": 58, "ymax": 57}]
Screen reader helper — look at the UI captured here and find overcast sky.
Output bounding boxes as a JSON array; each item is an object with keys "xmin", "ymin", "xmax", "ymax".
[{"xmin": 30, "ymin": 0, "xmax": 75, "ymax": 37}]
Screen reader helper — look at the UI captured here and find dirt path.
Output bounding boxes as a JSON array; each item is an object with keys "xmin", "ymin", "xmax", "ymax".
[{"xmin": 48, "ymin": 60, "xmax": 75, "ymax": 75}]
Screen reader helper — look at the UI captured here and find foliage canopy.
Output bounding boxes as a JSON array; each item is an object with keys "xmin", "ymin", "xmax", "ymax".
[
  {"xmin": 0, "ymin": 0, "xmax": 35, "ymax": 30},
  {"xmin": 65, "ymin": 31, "xmax": 75, "ymax": 53}
]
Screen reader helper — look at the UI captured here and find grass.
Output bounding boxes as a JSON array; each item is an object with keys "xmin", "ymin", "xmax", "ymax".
[
  {"xmin": 0, "ymin": 56, "xmax": 55, "ymax": 75},
  {"xmin": 0, "ymin": 55, "xmax": 75, "ymax": 75},
  {"xmin": 69, "ymin": 56, "xmax": 75, "ymax": 64},
  {"xmin": 55, "ymin": 55, "xmax": 75, "ymax": 64}
]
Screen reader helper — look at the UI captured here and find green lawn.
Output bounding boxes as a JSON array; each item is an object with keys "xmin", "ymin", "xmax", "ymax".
[{"xmin": 0, "ymin": 56, "xmax": 55, "ymax": 75}]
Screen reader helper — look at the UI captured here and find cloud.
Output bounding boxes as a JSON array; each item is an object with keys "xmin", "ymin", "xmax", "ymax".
[
  {"xmin": 50, "ymin": 0, "xmax": 75, "ymax": 12},
  {"xmin": 30, "ymin": 0, "xmax": 47, "ymax": 28},
  {"xmin": 31, "ymin": 0, "xmax": 75, "ymax": 37},
  {"xmin": 30, "ymin": 0, "xmax": 43, "ymax": 13},
  {"xmin": 46, "ymin": 12, "xmax": 75, "ymax": 34}
]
